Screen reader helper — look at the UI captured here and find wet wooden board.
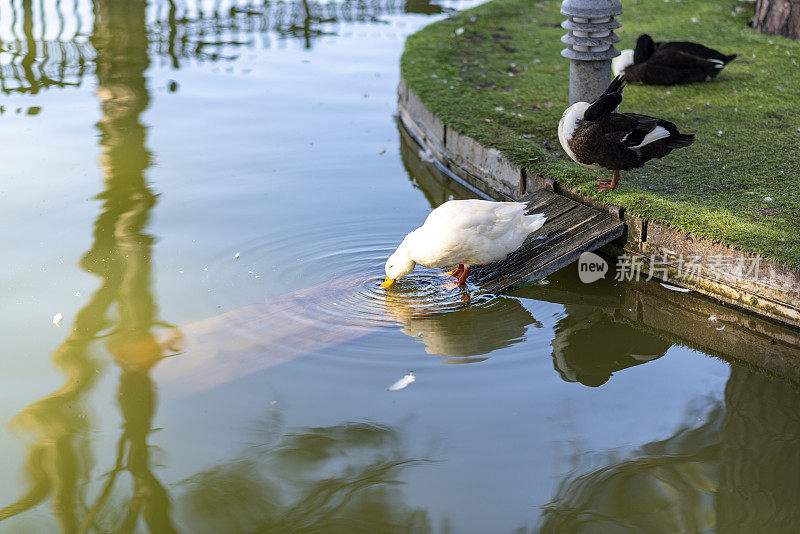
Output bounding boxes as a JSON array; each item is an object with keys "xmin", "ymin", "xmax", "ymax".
[{"xmin": 468, "ymin": 188, "xmax": 626, "ymax": 293}]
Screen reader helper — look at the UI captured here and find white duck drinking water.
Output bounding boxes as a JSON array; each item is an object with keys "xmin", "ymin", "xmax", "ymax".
[{"xmin": 380, "ymin": 199, "xmax": 547, "ymax": 288}]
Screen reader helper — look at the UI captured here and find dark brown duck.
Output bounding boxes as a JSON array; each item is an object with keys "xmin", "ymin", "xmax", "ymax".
[
  {"xmin": 613, "ymin": 34, "xmax": 737, "ymax": 85},
  {"xmin": 558, "ymin": 76, "xmax": 695, "ymax": 191}
]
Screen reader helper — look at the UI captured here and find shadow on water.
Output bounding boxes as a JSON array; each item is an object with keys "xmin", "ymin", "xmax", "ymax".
[{"xmin": 538, "ymin": 367, "xmax": 800, "ymax": 533}]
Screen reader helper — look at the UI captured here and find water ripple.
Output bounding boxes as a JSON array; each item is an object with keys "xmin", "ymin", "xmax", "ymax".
[{"xmin": 182, "ymin": 219, "xmax": 513, "ymax": 366}]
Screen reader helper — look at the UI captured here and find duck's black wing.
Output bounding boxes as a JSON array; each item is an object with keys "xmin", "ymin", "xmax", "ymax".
[
  {"xmin": 658, "ymin": 41, "xmax": 737, "ymax": 63},
  {"xmin": 575, "ymin": 112, "xmax": 694, "ymax": 170},
  {"xmin": 634, "ymin": 48, "xmax": 729, "ymax": 84},
  {"xmin": 617, "ymin": 113, "xmax": 694, "ymax": 148},
  {"xmin": 604, "ymin": 113, "xmax": 661, "ymax": 147},
  {"xmin": 583, "ymin": 75, "xmax": 626, "ymax": 121}
]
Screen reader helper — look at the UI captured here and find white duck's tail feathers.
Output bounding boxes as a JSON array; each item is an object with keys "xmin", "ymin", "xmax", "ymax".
[{"xmin": 525, "ymin": 212, "xmax": 547, "ymax": 233}]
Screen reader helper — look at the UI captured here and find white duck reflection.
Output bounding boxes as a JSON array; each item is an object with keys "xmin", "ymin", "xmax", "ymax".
[{"xmin": 382, "ymin": 292, "xmax": 539, "ymax": 363}]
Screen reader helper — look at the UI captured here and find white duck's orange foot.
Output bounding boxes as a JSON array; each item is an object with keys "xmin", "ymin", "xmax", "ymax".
[
  {"xmin": 442, "ymin": 265, "xmax": 470, "ymax": 289},
  {"xmin": 440, "ymin": 264, "xmax": 465, "ymax": 278},
  {"xmin": 456, "ymin": 265, "xmax": 471, "ymax": 285}
]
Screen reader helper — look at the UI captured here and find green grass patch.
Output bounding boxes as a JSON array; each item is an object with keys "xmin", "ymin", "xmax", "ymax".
[{"xmin": 401, "ymin": 0, "xmax": 800, "ymax": 268}]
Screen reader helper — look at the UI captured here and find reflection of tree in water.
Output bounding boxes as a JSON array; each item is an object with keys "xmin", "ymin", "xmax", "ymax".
[
  {"xmin": 0, "ymin": 0, "xmax": 92, "ymax": 94},
  {"xmin": 82, "ymin": 3, "xmax": 179, "ymax": 529},
  {"xmin": 151, "ymin": 0, "xmax": 448, "ymax": 57},
  {"xmin": 540, "ymin": 404, "xmax": 722, "ymax": 533},
  {"xmin": 1, "ymin": 4, "xmax": 441, "ymax": 527},
  {"xmin": 0, "ymin": 0, "xmax": 180, "ymax": 531},
  {"xmin": 0, "ymin": 0, "xmax": 450, "ymax": 94},
  {"xmin": 174, "ymin": 413, "xmax": 435, "ymax": 534},
  {"xmin": 0, "ymin": 291, "xmax": 104, "ymax": 530},
  {"xmin": 539, "ymin": 367, "xmax": 800, "ymax": 533}
]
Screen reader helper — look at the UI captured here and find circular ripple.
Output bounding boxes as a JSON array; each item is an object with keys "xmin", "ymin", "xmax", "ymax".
[
  {"xmin": 200, "ymin": 218, "xmax": 399, "ymax": 311},
  {"xmin": 204, "ymin": 217, "xmax": 496, "ymax": 316},
  {"xmin": 196, "ymin": 218, "xmax": 507, "ymax": 363},
  {"xmin": 301, "ymin": 265, "xmax": 497, "ymax": 329}
]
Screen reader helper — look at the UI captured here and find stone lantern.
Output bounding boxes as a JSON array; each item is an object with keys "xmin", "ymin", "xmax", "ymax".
[{"xmin": 561, "ymin": 0, "xmax": 623, "ymax": 105}]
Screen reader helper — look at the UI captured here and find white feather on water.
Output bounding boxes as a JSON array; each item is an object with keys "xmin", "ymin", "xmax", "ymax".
[
  {"xmin": 660, "ymin": 282, "xmax": 690, "ymax": 293},
  {"xmin": 388, "ymin": 372, "xmax": 415, "ymax": 391}
]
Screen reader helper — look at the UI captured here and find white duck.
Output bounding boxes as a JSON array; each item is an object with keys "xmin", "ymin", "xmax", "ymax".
[{"xmin": 380, "ymin": 199, "xmax": 547, "ymax": 288}]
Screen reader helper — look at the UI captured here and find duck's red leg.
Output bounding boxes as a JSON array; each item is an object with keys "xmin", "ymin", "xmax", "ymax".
[
  {"xmin": 456, "ymin": 265, "xmax": 471, "ymax": 286},
  {"xmin": 443, "ymin": 265, "xmax": 470, "ymax": 289},
  {"xmin": 596, "ymin": 170, "xmax": 621, "ymax": 191},
  {"xmin": 441, "ymin": 264, "xmax": 464, "ymax": 278}
]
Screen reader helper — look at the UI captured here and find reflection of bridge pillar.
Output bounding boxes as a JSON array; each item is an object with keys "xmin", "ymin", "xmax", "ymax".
[
  {"xmin": 89, "ymin": 0, "xmax": 157, "ymax": 364},
  {"xmin": 0, "ymin": 2, "xmax": 165, "ymax": 529},
  {"xmin": 717, "ymin": 367, "xmax": 800, "ymax": 531},
  {"xmin": 21, "ymin": 0, "xmax": 39, "ymax": 94},
  {"xmin": 88, "ymin": 3, "xmax": 178, "ymax": 531},
  {"xmin": 92, "ymin": 0, "xmax": 150, "ymax": 191}
]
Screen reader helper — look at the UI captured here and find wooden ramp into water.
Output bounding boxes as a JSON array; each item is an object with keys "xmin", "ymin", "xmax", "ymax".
[{"xmin": 468, "ymin": 188, "xmax": 625, "ymax": 293}]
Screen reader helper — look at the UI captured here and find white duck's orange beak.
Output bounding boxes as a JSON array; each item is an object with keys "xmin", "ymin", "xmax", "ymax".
[{"xmin": 379, "ymin": 276, "xmax": 396, "ymax": 288}]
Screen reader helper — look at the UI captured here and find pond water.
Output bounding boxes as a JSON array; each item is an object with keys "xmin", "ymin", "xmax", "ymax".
[{"xmin": 1, "ymin": 0, "xmax": 800, "ymax": 532}]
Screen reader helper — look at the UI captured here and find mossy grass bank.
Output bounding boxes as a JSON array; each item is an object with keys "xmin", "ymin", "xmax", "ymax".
[{"xmin": 401, "ymin": 0, "xmax": 800, "ymax": 268}]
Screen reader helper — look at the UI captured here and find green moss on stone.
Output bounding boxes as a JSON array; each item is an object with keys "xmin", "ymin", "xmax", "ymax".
[{"xmin": 401, "ymin": 0, "xmax": 800, "ymax": 268}]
